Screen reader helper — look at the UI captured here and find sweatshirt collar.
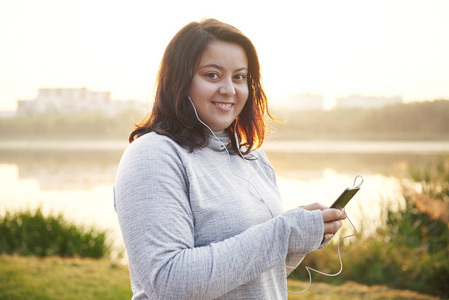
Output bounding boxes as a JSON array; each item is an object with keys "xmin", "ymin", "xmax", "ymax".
[{"xmin": 207, "ymin": 130, "xmax": 231, "ymax": 151}]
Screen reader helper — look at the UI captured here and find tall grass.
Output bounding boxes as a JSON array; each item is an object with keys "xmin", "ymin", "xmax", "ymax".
[
  {"xmin": 289, "ymin": 156, "xmax": 449, "ymax": 298},
  {"xmin": 0, "ymin": 208, "xmax": 110, "ymax": 258}
]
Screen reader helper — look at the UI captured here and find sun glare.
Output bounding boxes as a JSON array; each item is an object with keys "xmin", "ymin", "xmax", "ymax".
[{"xmin": 0, "ymin": 0, "xmax": 448, "ymax": 111}]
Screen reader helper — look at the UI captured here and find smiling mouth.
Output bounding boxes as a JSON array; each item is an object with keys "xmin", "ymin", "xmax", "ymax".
[{"xmin": 212, "ymin": 102, "xmax": 233, "ymax": 109}]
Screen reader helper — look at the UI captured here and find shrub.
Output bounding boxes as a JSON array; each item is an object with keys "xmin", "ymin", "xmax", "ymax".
[
  {"xmin": 343, "ymin": 156, "xmax": 449, "ymax": 297},
  {"xmin": 289, "ymin": 156, "xmax": 449, "ymax": 298},
  {"xmin": 0, "ymin": 208, "xmax": 110, "ymax": 258}
]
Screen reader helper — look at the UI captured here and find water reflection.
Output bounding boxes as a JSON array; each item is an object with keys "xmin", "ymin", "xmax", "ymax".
[
  {"xmin": 1, "ymin": 150, "xmax": 122, "ymax": 190},
  {"xmin": 265, "ymin": 151, "xmax": 433, "ymax": 233},
  {"xmin": 0, "ymin": 149, "xmax": 438, "ymax": 191},
  {"xmin": 0, "ymin": 144, "xmax": 447, "ymax": 251},
  {"xmin": 265, "ymin": 151, "xmax": 435, "ymax": 177}
]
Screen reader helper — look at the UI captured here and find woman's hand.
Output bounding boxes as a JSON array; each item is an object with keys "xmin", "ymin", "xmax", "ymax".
[
  {"xmin": 300, "ymin": 202, "xmax": 326, "ymax": 211},
  {"xmin": 300, "ymin": 202, "xmax": 346, "ymax": 244},
  {"xmin": 321, "ymin": 207, "xmax": 346, "ymax": 243}
]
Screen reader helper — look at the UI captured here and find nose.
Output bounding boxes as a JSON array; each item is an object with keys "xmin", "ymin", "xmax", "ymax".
[{"xmin": 219, "ymin": 77, "xmax": 236, "ymax": 96}]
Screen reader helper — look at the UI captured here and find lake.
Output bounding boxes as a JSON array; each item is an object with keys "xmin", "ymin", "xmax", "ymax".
[{"xmin": 1, "ymin": 140, "xmax": 448, "ymax": 256}]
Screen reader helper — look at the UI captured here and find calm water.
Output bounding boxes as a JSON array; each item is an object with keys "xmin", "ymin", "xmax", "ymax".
[{"xmin": 1, "ymin": 140, "xmax": 448, "ymax": 254}]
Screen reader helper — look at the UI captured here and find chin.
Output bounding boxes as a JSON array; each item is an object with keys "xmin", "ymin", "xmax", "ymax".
[{"xmin": 210, "ymin": 122, "xmax": 233, "ymax": 131}]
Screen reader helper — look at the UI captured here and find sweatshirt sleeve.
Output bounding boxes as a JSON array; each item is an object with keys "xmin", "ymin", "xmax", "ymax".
[{"xmin": 114, "ymin": 136, "xmax": 324, "ymax": 300}]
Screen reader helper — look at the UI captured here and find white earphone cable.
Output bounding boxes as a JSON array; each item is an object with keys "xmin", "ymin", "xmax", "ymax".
[
  {"xmin": 187, "ymin": 96, "xmax": 274, "ymax": 217},
  {"xmin": 188, "ymin": 95, "xmax": 356, "ymax": 294},
  {"xmin": 284, "ymin": 208, "xmax": 357, "ymax": 294}
]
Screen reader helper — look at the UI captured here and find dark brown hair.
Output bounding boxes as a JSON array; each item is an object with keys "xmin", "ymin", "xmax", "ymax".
[{"xmin": 130, "ymin": 18, "xmax": 272, "ymax": 154}]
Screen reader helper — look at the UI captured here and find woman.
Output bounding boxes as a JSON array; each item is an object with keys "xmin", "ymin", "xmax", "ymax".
[{"xmin": 114, "ymin": 18, "xmax": 345, "ymax": 299}]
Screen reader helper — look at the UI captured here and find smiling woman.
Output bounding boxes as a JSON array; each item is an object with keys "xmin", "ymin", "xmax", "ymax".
[
  {"xmin": 188, "ymin": 41, "xmax": 249, "ymax": 132},
  {"xmin": 114, "ymin": 18, "xmax": 346, "ymax": 300},
  {"xmin": 129, "ymin": 19, "xmax": 269, "ymax": 155}
]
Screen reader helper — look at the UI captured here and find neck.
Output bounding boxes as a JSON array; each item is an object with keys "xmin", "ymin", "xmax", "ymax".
[{"xmin": 213, "ymin": 130, "xmax": 226, "ymax": 137}]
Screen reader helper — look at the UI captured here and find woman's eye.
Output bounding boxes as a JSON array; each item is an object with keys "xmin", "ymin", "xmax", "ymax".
[
  {"xmin": 205, "ymin": 73, "xmax": 219, "ymax": 79},
  {"xmin": 234, "ymin": 74, "xmax": 246, "ymax": 81}
]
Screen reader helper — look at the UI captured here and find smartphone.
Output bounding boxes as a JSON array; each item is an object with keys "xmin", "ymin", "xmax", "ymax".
[{"xmin": 330, "ymin": 187, "xmax": 360, "ymax": 209}]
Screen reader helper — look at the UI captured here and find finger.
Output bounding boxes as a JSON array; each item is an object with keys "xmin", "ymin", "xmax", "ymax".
[
  {"xmin": 322, "ymin": 233, "xmax": 334, "ymax": 244},
  {"xmin": 323, "ymin": 220, "xmax": 343, "ymax": 234},
  {"xmin": 322, "ymin": 208, "xmax": 346, "ymax": 223},
  {"xmin": 300, "ymin": 202, "xmax": 325, "ymax": 211}
]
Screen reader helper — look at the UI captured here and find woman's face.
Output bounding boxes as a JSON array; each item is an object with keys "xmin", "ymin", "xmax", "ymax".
[{"xmin": 188, "ymin": 41, "xmax": 249, "ymax": 131}]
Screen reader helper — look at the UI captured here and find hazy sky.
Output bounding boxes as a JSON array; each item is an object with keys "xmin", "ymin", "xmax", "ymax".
[{"xmin": 1, "ymin": 0, "xmax": 448, "ymax": 111}]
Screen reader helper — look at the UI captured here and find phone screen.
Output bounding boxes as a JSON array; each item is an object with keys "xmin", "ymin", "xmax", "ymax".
[{"xmin": 330, "ymin": 187, "xmax": 360, "ymax": 209}]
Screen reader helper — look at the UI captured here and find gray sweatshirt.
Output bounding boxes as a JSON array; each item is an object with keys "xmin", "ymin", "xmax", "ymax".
[{"xmin": 114, "ymin": 132, "xmax": 324, "ymax": 299}]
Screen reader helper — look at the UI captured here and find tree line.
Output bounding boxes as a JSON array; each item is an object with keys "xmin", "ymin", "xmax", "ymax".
[
  {"xmin": 0, "ymin": 110, "xmax": 145, "ymax": 140},
  {"xmin": 269, "ymin": 99, "xmax": 449, "ymax": 140},
  {"xmin": 0, "ymin": 100, "xmax": 448, "ymax": 140}
]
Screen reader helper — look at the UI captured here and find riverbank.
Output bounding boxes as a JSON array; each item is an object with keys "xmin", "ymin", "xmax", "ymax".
[
  {"xmin": 2, "ymin": 139, "xmax": 449, "ymax": 154},
  {"xmin": 0, "ymin": 255, "xmax": 440, "ymax": 300}
]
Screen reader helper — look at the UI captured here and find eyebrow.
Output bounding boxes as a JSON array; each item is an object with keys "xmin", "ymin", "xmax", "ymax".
[{"xmin": 198, "ymin": 64, "xmax": 248, "ymax": 72}]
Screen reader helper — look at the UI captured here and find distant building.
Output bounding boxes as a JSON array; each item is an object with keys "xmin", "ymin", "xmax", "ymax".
[
  {"xmin": 0, "ymin": 111, "xmax": 16, "ymax": 119},
  {"xmin": 275, "ymin": 93, "xmax": 325, "ymax": 111},
  {"xmin": 17, "ymin": 87, "xmax": 147, "ymax": 116},
  {"xmin": 335, "ymin": 94, "xmax": 402, "ymax": 109}
]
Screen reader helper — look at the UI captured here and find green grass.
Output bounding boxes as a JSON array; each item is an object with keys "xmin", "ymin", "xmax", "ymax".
[
  {"xmin": 286, "ymin": 280, "xmax": 441, "ymax": 300},
  {"xmin": 0, "ymin": 255, "xmax": 132, "ymax": 300},
  {"xmin": 0, "ymin": 255, "xmax": 440, "ymax": 300}
]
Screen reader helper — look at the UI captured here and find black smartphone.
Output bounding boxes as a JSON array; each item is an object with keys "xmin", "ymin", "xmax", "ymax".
[{"xmin": 330, "ymin": 187, "xmax": 360, "ymax": 209}]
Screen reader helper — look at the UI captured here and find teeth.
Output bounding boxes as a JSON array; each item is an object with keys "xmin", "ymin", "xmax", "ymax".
[{"xmin": 214, "ymin": 102, "xmax": 232, "ymax": 108}]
